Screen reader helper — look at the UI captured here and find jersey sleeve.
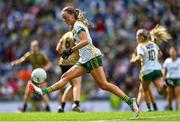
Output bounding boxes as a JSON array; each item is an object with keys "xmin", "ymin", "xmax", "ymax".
[
  {"xmin": 136, "ymin": 45, "xmax": 144, "ymax": 56},
  {"xmin": 23, "ymin": 52, "xmax": 31, "ymax": 62},
  {"xmin": 41, "ymin": 53, "xmax": 49, "ymax": 64},
  {"xmin": 74, "ymin": 22, "xmax": 85, "ymax": 34},
  {"xmin": 163, "ymin": 59, "xmax": 168, "ymax": 68},
  {"xmin": 154, "ymin": 43, "xmax": 160, "ymax": 50}
]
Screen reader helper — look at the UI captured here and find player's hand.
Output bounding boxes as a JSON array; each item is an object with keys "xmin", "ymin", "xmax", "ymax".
[
  {"xmin": 11, "ymin": 61, "xmax": 16, "ymax": 66},
  {"xmin": 60, "ymin": 48, "xmax": 73, "ymax": 59},
  {"xmin": 130, "ymin": 53, "xmax": 136, "ymax": 63}
]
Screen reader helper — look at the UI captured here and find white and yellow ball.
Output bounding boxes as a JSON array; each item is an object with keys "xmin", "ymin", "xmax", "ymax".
[{"xmin": 31, "ymin": 68, "xmax": 47, "ymax": 83}]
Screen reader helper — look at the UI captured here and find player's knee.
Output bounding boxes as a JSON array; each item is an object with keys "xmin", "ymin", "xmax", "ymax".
[
  {"xmin": 99, "ymin": 82, "xmax": 109, "ymax": 91},
  {"xmin": 158, "ymin": 88, "xmax": 165, "ymax": 95}
]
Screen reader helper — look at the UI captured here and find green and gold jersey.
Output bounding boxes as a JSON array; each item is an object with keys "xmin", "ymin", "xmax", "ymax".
[
  {"xmin": 72, "ymin": 21, "xmax": 102, "ymax": 63},
  {"xmin": 24, "ymin": 52, "xmax": 48, "ymax": 69},
  {"xmin": 58, "ymin": 32, "xmax": 79, "ymax": 66}
]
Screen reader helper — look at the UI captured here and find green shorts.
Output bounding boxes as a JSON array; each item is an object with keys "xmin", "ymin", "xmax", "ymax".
[
  {"xmin": 75, "ymin": 56, "xmax": 103, "ymax": 73},
  {"xmin": 142, "ymin": 70, "xmax": 163, "ymax": 83},
  {"xmin": 166, "ymin": 79, "xmax": 180, "ymax": 87}
]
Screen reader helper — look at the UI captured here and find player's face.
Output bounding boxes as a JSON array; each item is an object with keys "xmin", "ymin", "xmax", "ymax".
[
  {"xmin": 169, "ymin": 48, "xmax": 177, "ymax": 58},
  {"xmin": 136, "ymin": 33, "xmax": 142, "ymax": 43},
  {"xmin": 31, "ymin": 43, "xmax": 39, "ymax": 53},
  {"xmin": 62, "ymin": 12, "xmax": 75, "ymax": 26}
]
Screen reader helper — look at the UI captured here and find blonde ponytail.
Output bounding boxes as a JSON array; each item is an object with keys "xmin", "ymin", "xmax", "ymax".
[
  {"xmin": 150, "ymin": 25, "xmax": 172, "ymax": 44},
  {"xmin": 62, "ymin": 6, "xmax": 93, "ymax": 28},
  {"xmin": 75, "ymin": 9, "xmax": 94, "ymax": 28}
]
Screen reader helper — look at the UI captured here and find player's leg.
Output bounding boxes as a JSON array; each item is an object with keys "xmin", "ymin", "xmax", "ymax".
[
  {"xmin": 29, "ymin": 66, "xmax": 86, "ymax": 95},
  {"xmin": 137, "ymin": 83, "xmax": 144, "ymax": 107},
  {"xmin": 142, "ymin": 81, "xmax": 152, "ymax": 111},
  {"xmin": 153, "ymin": 77, "xmax": 166, "ymax": 95},
  {"xmin": 137, "ymin": 82, "xmax": 154, "ymax": 111},
  {"xmin": 137, "ymin": 83, "xmax": 152, "ymax": 111},
  {"xmin": 71, "ymin": 76, "xmax": 82, "ymax": 112},
  {"xmin": 22, "ymin": 80, "xmax": 31, "ymax": 112},
  {"xmin": 57, "ymin": 65, "xmax": 73, "ymax": 112},
  {"xmin": 90, "ymin": 67, "xmax": 139, "ymax": 117},
  {"xmin": 167, "ymin": 87, "xmax": 174, "ymax": 110},
  {"xmin": 148, "ymin": 89, "xmax": 158, "ymax": 111},
  {"xmin": 153, "ymin": 70, "xmax": 166, "ymax": 95},
  {"xmin": 58, "ymin": 85, "xmax": 73, "ymax": 112},
  {"xmin": 175, "ymin": 82, "xmax": 180, "ymax": 110},
  {"xmin": 42, "ymin": 95, "xmax": 51, "ymax": 111},
  {"xmin": 145, "ymin": 90, "xmax": 153, "ymax": 111},
  {"xmin": 48, "ymin": 67, "xmax": 84, "ymax": 92},
  {"xmin": 141, "ymin": 72, "xmax": 155, "ymax": 111},
  {"xmin": 40, "ymin": 82, "xmax": 51, "ymax": 111}
]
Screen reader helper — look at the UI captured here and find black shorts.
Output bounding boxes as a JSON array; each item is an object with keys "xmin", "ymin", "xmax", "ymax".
[
  {"xmin": 60, "ymin": 65, "xmax": 73, "ymax": 74},
  {"xmin": 59, "ymin": 65, "xmax": 73, "ymax": 93}
]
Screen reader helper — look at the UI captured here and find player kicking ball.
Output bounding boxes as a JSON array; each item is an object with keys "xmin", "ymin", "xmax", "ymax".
[{"xmin": 29, "ymin": 6, "xmax": 139, "ymax": 117}]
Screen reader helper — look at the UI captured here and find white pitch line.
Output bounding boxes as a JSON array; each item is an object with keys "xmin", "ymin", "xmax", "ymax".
[
  {"xmin": 89, "ymin": 113, "xmax": 180, "ymax": 122},
  {"xmin": 137, "ymin": 113, "xmax": 180, "ymax": 119}
]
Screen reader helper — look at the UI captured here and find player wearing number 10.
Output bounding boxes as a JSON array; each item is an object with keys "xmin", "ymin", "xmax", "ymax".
[{"xmin": 131, "ymin": 25, "xmax": 172, "ymax": 105}]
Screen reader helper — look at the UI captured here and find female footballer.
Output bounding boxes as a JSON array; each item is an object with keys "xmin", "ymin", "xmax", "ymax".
[
  {"xmin": 56, "ymin": 31, "xmax": 82, "ymax": 112},
  {"xmin": 131, "ymin": 51, "xmax": 158, "ymax": 111},
  {"xmin": 131, "ymin": 25, "xmax": 172, "ymax": 109},
  {"xmin": 29, "ymin": 6, "xmax": 139, "ymax": 117},
  {"xmin": 163, "ymin": 47, "xmax": 180, "ymax": 110},
  {"xmin": 11, "ymin": 40, "xmax": 52, "ymax": 112}
]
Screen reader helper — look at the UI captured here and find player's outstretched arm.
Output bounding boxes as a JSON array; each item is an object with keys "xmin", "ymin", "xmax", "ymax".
[
  {"xmin": 11, "ymin": 56, "xmax": 26, "ymax": 66},
  {"xmin": 11, "ymin": 52, "xmax": 30, "ymax": 66}
]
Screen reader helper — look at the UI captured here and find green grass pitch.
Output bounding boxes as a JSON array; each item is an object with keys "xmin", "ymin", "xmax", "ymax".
[{"xmin": 0, "ymin": 111, "xmax": 180, "ymax": 122}]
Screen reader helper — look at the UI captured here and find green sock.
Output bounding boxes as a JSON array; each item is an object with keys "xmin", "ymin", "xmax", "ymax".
[
  {"xmin": 42, "ymin": 87, "xmax": 53, "ymax": 94},
  {"xmin": 122, "ymin": 95, "xmax": 133, "ymax": 106}
]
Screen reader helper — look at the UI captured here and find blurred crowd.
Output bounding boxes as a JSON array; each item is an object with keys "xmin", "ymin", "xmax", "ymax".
[{"xmin": 0, "ymin": 0, "xmax": 179, "ymax": 101}]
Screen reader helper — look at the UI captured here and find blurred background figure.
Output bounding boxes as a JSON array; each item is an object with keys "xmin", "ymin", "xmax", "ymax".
[
  {"xmin": 11, "ymin": 40, "xmax": 52, "ymax": 112},
  {"xmin": 0, "ymin": 0, "xmax": 179, "ymax": 112},
  {"xmin": 163, "ymin": 47, "xmax": 180, "ymax": 110}
]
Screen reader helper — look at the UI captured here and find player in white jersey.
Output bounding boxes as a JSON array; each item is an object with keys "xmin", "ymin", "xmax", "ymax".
[
  {"xmin": 131, "ymin": 25, "xmax": 172, "ymax": 110},
  {"xmin": 163, "ymin": 47, "xmax": 180, "ymax": 110},
  {"xmin": 131, "ymin": 50, "xmax": 158, "ymax": 111},
  {"xmin": 29, "ymin": 6, "xmax": 139, "ymax": 117}
]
